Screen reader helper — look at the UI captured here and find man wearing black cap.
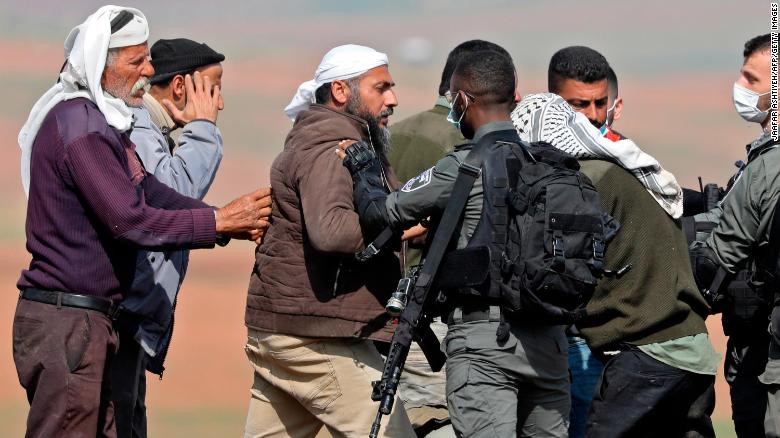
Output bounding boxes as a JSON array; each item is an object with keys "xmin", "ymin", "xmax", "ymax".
[
  {"xmin": 110, "ymin": 38, "xmax": 239, "ymax": 438},
  {"xmin": 142, "ymin": 38, "xmax": 226, "ymax": 146}
]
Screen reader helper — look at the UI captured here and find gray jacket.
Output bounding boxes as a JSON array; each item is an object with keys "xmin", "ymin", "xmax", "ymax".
[
  {"xmin": 126, "ymin": 99, "xmax": 223, "ymax": 370},
  {"xmin": 706, "ymin": 133, "xmax": 780, "ymax": 273},
  {"xmin": 705, "ymin": 132, "xmax": 780, "ymax": 385},
  {"xmin": 384, "ymin": 121, "xmax": 517, "ymax": 248}
]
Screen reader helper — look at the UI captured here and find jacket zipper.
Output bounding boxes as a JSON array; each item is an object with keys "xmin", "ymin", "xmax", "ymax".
[
  {"xmin": 364, "ymin": 123, "xmax": 391, "ymax": 190},
  {"xmin": 155, "ymin": 294, "xmax": 177, "ymax": 380},
  {"xmin": 333, "ymin": 261, "xmax": 342, "ymax": 297}
]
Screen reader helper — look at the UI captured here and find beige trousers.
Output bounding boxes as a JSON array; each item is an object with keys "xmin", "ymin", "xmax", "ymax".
[{"xmin": 243, "ymin": 328, "xmax": 415, "ymax": 438}]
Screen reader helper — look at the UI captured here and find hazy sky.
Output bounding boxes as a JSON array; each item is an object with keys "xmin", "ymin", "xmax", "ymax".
[
  {"xmin": 0, "ymin": 0, "xmax": 773, "ymax": 205},
  {"xmin": 1, "ymin": 1, "xmax": 769, "ymax": 74}
]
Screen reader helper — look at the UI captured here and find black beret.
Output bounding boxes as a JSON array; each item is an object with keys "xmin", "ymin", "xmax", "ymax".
[{"xmin": 150, "ymin": 38, "xmax": 225, "ymax": 85}]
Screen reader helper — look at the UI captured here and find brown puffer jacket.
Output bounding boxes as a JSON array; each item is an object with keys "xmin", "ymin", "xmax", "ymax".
[{"xmin": 245, "ymin": 104, "xmax": 401, "ymax": 341}]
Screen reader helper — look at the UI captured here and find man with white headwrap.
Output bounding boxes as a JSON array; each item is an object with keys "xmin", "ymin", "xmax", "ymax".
[
  {"xmin": 511, "ymin": 93, "xmax": 719, "ymax": 437},
  {"xmin": 13, "ymin": 6, "xmax": 270, "ymax": 437},
  {"xmin": 243, "ymin": 44, "xmax": 414, "ymax": 437}
]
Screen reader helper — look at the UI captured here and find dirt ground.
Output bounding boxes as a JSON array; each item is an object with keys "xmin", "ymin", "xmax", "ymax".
[{"xmin": 0, "ymin": 242, "xmax": 738, "ymax": 437}]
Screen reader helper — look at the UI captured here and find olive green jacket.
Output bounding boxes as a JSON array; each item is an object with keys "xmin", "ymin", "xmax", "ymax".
[
  {"xmin": 578, "ymin": 159, "xmax": 709, "ymax": 349},
  {"xmin": 388, "ymin": 101, "xmax": 464, "ymax": 184},
  {"xmin": 388, "ymin": 101, "xmax": 464, "ymax": 269}
]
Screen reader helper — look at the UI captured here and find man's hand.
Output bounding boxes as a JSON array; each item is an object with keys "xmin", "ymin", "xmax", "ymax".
[
  {"xmin": 335, "ymin": 139, "xmax": 357, "ymax": 160},
  {"xmin": 162, "ymin": 71, "xmax": 221, "ymax": 125},
  {"xmin": 215, "ymin": 187, "xmax": 272, "ymax": 241},
  {"xmin": 402, "ymin": 223, "xmax": 428, "ymax": 242}
]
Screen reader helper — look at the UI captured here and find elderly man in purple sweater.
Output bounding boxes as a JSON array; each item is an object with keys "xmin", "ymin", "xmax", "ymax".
[{"xmin": 13, "ymin": 6, "xmax": 270, "ymax": 438}]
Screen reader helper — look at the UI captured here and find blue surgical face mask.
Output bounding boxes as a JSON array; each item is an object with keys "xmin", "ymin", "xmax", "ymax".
[{"xmin": 446, "ymin": 92, "xmax": 469, "ymax": 130}]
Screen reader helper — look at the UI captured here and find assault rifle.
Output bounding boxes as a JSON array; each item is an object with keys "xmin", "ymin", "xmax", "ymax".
[{"xmin": 368, "ymin": 264, "xmax": 445, "ymax": 438}]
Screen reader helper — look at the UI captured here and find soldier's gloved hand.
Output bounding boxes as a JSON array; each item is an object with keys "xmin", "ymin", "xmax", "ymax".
[
  {"xmin": 342, "ymin": 140, "xmax": 379, "ymax": 175},
  {"xmin": 691, "ymin": 242, "xmax": 718, "ymax": 290},
  {"xmin": 337, "ymin": 140, "xmax": 386, "ymax": 194},
  {"xmin": 690, "ymin": 242, "xmax": 727, "ymax": 313},
  {"xmin": 335, "ymin": 139, "xmax": 391, "ymax": 237}
]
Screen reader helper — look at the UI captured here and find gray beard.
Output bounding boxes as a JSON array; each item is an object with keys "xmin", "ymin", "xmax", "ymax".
[
  {"xmin": 346, "ymin": 95, "xmax": 392, "ymax": 156},
  {"xmin": 370, "ymin": 125, "xmax": 392, "ymax": 156},
  {"xmin": 103, "ymin": 76, "xmax": 148, "ymax": 108}
]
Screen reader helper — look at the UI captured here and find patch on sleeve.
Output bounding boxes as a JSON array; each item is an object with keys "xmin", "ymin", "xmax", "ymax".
[{"xmin": 401, "ymin": 167, "xmax": 434, "ymax": 193}]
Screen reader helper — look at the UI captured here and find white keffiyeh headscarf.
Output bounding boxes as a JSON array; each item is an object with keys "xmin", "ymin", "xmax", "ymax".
[
  {"xmin": 511, "ymin": 93, "xmax": 684, "ymax": 219},
  {"xmin": 17, "ymin": 5, "xmax": 149, "ymax": 196},
  {"xmin": 284, "ymin": 44, "xmax": 389, "ymax": 120}
]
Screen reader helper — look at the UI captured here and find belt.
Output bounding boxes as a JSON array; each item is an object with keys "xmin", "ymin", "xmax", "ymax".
[
  {"xmin": 447, "ymin": 305, "xmax": 502, "ymax": 324},
  {"xmin": 20, "ymin": 288, "xmax": 120, "ymax": 319}
]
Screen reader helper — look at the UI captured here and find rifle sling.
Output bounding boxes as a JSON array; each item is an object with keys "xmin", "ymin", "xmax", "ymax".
[
  {"xmin": 413, "ymin": 130, "xmax": 512, "ymax": 287},
  {"xmin": 398, "ymin": 132, "xmax": 505, "ymax": 364}
]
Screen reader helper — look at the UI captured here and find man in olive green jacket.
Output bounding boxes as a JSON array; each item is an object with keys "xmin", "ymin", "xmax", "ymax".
[{"xmin": 513, "ymin": 93, "xmax": 719, "ymax": 437}]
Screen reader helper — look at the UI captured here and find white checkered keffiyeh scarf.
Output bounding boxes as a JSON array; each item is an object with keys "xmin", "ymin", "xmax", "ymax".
[{"xmin": 510, "ymin": 93, "xmax": 684, "ymax": 219}]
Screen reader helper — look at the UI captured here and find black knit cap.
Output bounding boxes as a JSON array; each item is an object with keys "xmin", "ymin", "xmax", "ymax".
[{"xmin": 150, "ymin": 38, "xmax": 225, "ymax": 85}]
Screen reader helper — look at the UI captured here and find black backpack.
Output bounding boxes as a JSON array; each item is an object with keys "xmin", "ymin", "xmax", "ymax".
[{"xmin": 438, "ymin": 130, "xmax": 621, "ymax": 325}]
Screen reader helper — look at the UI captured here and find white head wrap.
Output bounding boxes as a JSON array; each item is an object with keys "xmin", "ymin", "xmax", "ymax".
[
  {"xmin": 511, "ymin": 93, "xmax": 684, "ymax": 218},
  {"xmin": 17, "ymin": 5, "xmax": 149, "ymax": 196},
  {"xmin": 284, "ymin": 44, "xmax": 389, "ymax": 120}
]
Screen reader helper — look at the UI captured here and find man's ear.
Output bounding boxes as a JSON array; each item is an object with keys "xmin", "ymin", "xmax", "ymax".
[
  {"xmin": 758, "ymin": 91, "xmax": 772, "ymax": 112},
  {"xmin": 330, "ymin": 79, "xmax": 351, "ymax": 105},
  {"xmin": 613, "ymin": 97, "xmax": 624, "ymax": 122},
  {"xmin": 171, "ymin": 75, "xmax": 186, "ymax": 101}
]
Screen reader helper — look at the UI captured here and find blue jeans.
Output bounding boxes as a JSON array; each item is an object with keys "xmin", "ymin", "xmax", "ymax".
[{"xmin": 568, "ymin": 336, "xmax": 603, "ymax": 438}]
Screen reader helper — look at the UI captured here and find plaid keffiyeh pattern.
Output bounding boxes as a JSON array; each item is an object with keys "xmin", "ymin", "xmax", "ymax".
[{"xmin": 511, "ymin": 93, "xmax": 684, "ymax": 219}]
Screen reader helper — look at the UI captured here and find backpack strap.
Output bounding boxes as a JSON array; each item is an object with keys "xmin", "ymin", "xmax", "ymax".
[
  {"xmin": 681, "ymin": 216, "xmax": 696, "ymax": 247},
  {"xmin": 527, "ymin": 141, "xmax": 580, "ymax": 170}
]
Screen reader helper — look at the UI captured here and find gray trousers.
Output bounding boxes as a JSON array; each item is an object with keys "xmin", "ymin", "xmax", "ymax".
[
  {"xmin": 443, "ymin": 309, "xmax": 570, "ymax": 437},
  {"xmin": 768, "ymin": 384, "xmax": 780, "ymax": 438},
  {"xmin": 762, "ymin": 306, "xmax": 780, "ymax": 437}
]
